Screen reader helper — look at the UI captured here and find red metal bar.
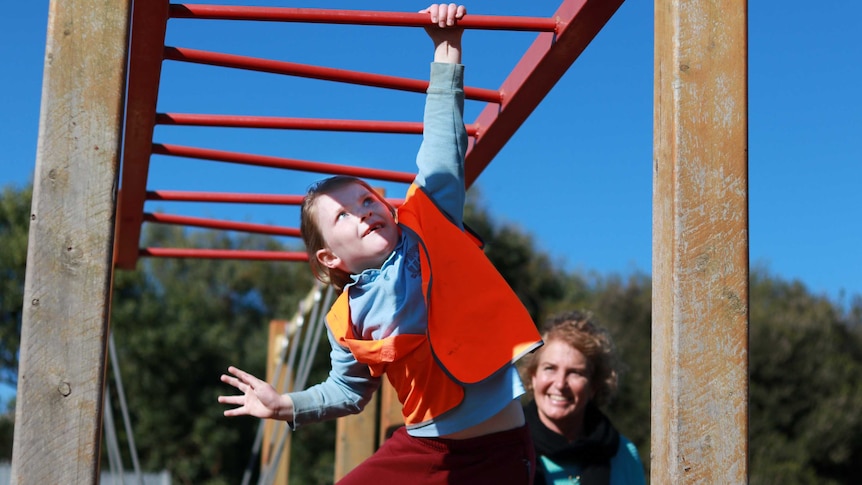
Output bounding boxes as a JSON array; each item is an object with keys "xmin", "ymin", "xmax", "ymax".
[
  {"xmin": 152, "ymin": 143, "xmax": 416, "ymax": 183},
  {"xmin": 156, "ymin": 113, "xmax": 426, "ymax": 134},
  {"xmin": 144, "ymin": 212, "xmax": 300, "ymax": 237},
  {"xmin": 115, "ymin": 0, "xmax": 171, "ymax": 270},
  {"xmin": 117, "ymin": 2, "xmax": 627, "ymax": 264},
  {"xmin": 163, "ymin": 47, "xmax": 503, "ymax": 104},
  {"xmin": 464, "ymin": 0, "xmax": 625, "ymax": 186},
  {"xmin": 147, "ymin": 190, "xmax": 305, "ymax": 204},
  {"xmin": 169, "ymin": 5, "xmax": 557, "ymax": 32},
  {"xmin": 147, "ymin": 190, "xmax": 405, "ymax": 207},
  {"xmin": 140, "ymin": 247, "xmax": 309, "ymax": 261}
]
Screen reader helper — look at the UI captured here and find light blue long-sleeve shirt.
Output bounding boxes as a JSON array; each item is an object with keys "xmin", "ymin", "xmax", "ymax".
[{"xmin": 289, "ymin": 62, "xmax": 525, "ymax": 437}]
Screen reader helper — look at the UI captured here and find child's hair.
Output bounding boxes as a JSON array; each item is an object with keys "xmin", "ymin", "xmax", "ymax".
[
  {"xmin": 520, "ymin": 310, "xmax": 621, "ymax": 407},
  {"xmin": 300, "ymin": 175, "xmax": 397, "ymax": 292}
]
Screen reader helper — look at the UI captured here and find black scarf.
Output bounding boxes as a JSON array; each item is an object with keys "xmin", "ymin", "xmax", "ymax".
[{"xmin": 524, "ymin": 400, "xmax": 620, "ymax": 485}]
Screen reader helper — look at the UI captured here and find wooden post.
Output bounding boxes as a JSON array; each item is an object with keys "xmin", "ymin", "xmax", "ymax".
[
  {"xmin": 333, "ymin": 393, "xmax": 379, "ymax": 481},
  {"xmin": 264, "ymin": 321, "xmax": 292, "ymax": 485},
  {"xmin": 11, "ymin": 0, "xmax": 131, "ymax": 483},
  {"xmin": 378, "ymin": 380, "xmax": 404, "ymax": 444},
  {"xmin": 652, "ymin": 0, "xmax": 749, "ymax": 483},
  {"xmin": 332, "ymin": 381, "xmax": 402, "ymax": 482}
]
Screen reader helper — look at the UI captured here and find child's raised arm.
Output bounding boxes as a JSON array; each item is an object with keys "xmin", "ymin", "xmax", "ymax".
[
  {"xmin": 420, "ymin": 4, "xmax": 466, "ymax": 64},
  {"xmin": 412, "ymin": 4, "xmax": 469, "ymax": 224}
]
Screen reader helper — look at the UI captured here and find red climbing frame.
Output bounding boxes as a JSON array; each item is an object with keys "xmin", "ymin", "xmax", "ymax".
[{"xmin": 114, "ymin": 0, "xmax": 625, "ymax": 270}]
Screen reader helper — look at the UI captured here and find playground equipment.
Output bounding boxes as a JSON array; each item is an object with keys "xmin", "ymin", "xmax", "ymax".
[{"xmin": 12, "ymin": 1, "xmax": 748, "ymax": 483}]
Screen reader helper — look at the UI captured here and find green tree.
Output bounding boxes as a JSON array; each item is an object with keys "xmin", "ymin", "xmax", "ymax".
[
  {"xmin": 749, "ymin": 268, "xmax": 862, "ymax": 485},
  {"xmin": 0, "ymin": 184, "xmax": 30, "ymax": 392},
  {"xmin": 106, "ymin": 223, "xmax": 316, "ymax": 484},
  {"xmin": 0, "ymin": 183, "xmax": 29, "ymax": 463},
  {"xmin": 464, "ymin": 190, "xmax": 567, "ymax": 323},
  {"xmin": 0, "ymin": 397, "xmax": 12, "ymax": 462},
  {"xmin": 589, "ymin": 273, "xmax": 653, "ymax": 476}
]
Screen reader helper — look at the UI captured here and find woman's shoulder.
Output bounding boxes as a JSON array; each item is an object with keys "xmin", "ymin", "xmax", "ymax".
[
  {"xmin": 616, "ymin": 434, "xmax": 643, "ymax": 464},
  {"xmin": 611, "ymin": 434, "xmax": 647, "ymax": 485}
]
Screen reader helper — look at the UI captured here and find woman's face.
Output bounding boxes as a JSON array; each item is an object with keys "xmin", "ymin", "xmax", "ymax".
[{"xmin": 531, "ymin": 338, "xmax": 595, "ymax": 439}]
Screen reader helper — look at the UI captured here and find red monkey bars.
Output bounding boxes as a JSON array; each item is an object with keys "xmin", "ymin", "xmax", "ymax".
[{"xmin": 114, "ymin": 1, "xmax": 625, "ymax": 269}]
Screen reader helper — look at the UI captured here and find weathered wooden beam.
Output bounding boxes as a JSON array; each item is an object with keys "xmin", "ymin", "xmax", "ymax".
[
  {"xmin": 264, "ymin": 320, "xmax": 292, "ymax": 485},
  {"xmin": 11, "ymin": 0, "xmax": 131, "ymax": 483},
  {"xmin": 652, "ymin": 0, "xmax": 749, "ymax": 483},
  {"xmin": 378, "ymin": 380, "xmax": 404, "ymax": 445},
  {"xmin": 333, "ymin": 393, "xmax": 378, "ymax": 481}
]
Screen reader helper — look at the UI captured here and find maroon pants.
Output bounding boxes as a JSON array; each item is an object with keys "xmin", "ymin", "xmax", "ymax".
[{"xmin": 337, "ymin": 424, "xmax": 535, "ymax": 485}]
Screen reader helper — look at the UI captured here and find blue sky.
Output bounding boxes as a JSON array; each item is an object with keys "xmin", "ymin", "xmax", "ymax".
[{"xmin": 2, "ymin": 1, "xmax": 860, "ymax": 402}]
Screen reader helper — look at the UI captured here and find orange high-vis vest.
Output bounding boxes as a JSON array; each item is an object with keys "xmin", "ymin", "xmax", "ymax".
[{"xmin": 325, "ymin": 184, "xmax": 542, "ymax": 427}]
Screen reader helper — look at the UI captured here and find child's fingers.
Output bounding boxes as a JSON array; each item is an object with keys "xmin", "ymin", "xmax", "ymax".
[
  {"xmin": 455, "ymin": 4, "xmax": 467, "ymax": 20},
  {"xmin": 424, "ymin": 4, "xmax": 447, "ymax": 27},
  {"xmin": 421, "ymin": 4, "xmax": 465, "ymax": 28},
  {"xmin": 220, "ymin": 374, "xmax": 243, "ymax": 389},
  {"xmin": 218, "ymin": 395, "xmax": 244, "ymax": 406},
  {"xmin": 445, "ymin": 3, "xmax": 458, "ymax": 26},
  {"xmin": 223, "ymin": 406, "xmax": 248, "ymax": 417},
  {"xmin": 227, "ymin": 365, "xmax": 248, "ymax": 378},
  {"xmin": 227, "ymin": 366, "xmax": 260, "ymax": 387}
]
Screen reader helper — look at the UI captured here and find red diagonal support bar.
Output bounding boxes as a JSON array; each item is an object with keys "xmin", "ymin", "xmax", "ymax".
[
  {"xmin": 164, "ymin": 47, "xmax": 502, "ymax": 103},
  {"xmin": 169, "ymin": 5, "xmax": 557, "ymax": 32},
  {"xmin": 140, "ymin": 248, "xmax": 308, "ymax": 261},
  {"xmin": 115, "ymin": 0, "xmax": 171, "ymax": 270},
  {"xmin": 152, "ymin": 143, "xmax": 416, "ymax": 183},
  {"xmin": 464, "ymin": 0, "xmax": 626, "ymax": 187},
  {"xmin": 144, "ymin": 212, "xmax": 301, "ymax": 237}
]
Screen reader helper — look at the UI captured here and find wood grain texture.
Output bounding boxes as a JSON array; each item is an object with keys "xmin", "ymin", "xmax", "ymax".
[
  {"xmin": 652, "ymin": 0, "xmax": 749, "ymax": 483},
  {"xmin": 11, "ymin": 1, "xmax": 130, "ymax": 483}
]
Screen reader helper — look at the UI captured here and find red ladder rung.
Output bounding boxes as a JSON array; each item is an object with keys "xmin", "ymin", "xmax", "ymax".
[
  {"xmin": 163, "ymin": 47, "xmax": 503, "ymax": 103},
  {"xmin": 144, "ymin": 212, "xmax": 301, "ymax": 237},
  {"xmin": 168, "ymin": 5, "xmax": 558, "ymax": 33},
  {"xmin": 152, "ymin": 143, "xmax": 416, "ymax": 183},
  {"xmin": 140, "ymin": 247, "xmax": 308, "ymax": 261}
]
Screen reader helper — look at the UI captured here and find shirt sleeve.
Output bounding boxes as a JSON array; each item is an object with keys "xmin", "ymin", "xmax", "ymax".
[
  {"xmin": 288, "ymin": 327, "xmax": 381, "ymax": 428},
  {"xmin": 413, "ymin": 62, "xmax": 468, "ymax": 228}
]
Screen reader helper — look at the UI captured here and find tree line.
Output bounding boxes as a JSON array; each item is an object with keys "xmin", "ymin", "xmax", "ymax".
[{"xmin": 1, "ymin": 183, "xmax": 861, "ymax": 484}]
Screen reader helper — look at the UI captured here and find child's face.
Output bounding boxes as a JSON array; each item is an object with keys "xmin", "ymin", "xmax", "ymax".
[{"xmin": 313, "ymin": 182, "xmax": 399, "ymax": 275}]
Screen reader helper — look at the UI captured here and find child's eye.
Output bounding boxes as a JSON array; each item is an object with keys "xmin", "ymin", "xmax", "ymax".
[
  {"xmin": 337, "ymin": 211, "xmax": 348, "ymax": 219},
  {"xmin": 363, "ymin": 197, "xmax": 374, "ymax": 207}
]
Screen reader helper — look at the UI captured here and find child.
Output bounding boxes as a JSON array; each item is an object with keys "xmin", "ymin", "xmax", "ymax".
[{"xmin": 219, "ymin": 4, "xmax": 542, "ymax": 483}]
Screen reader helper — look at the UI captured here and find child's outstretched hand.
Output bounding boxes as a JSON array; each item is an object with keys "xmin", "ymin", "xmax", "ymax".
[{"xmin": 218, "ymin": 366, "xmax": 292, "ymax": 420}]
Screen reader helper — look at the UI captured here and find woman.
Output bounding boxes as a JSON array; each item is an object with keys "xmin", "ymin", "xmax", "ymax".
[{"xmin": 521, "ymin": 311, "xmax": 646, "ymax": 485}]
